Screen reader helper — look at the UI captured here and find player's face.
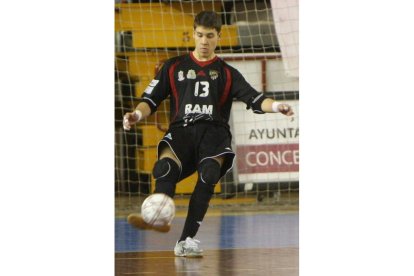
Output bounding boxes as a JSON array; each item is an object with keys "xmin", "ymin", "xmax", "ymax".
[{"xmin": 193, "ymin": 26, "xmax": 220, "ymax": 60}]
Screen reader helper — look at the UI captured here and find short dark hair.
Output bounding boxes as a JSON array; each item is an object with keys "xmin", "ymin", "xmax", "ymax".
[{"xmin": 193, "ymin": 11, "xmax": 222, "ymax": 33}]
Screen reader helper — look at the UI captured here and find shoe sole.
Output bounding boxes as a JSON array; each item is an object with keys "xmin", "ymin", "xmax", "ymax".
[
  {"xmin": 175, "ymin": 254, "xmax": 203, "ymax": 258},
  {"xmin": 127, "ymin": 213, "xmax": 171, "ymax": 233},
  {"xmin": 174, "ymin": 249, "xmax": 203, "ymax": 258}
]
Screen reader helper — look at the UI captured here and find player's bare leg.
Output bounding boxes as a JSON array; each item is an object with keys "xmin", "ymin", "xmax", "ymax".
[{"xmin": 127, "ymin": 147, "xmax": 179, "ymax": 233}]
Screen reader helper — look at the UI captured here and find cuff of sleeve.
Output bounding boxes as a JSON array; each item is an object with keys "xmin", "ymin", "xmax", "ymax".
[
  {"xmin": 140, "ymin": 98, "xmax": 158, "ymax": 114},
  {"xmin": 271, "ymin": 101, "xmax": 282, "ymax": 113}
]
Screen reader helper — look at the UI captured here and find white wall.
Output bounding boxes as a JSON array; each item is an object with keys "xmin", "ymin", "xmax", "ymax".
[{"xmin": 225, "ymin": 58, "xmax": 299, "ymax": 92}]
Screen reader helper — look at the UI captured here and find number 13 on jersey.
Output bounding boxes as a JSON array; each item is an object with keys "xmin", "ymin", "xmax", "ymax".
[{"xmin": 194, "ymin": 81, "xmax": 209, "ymax": 97}]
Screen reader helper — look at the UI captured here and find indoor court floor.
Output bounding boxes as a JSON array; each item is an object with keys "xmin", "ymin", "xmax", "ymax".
[{"xmin": 115, "ymin": 207, "xmax": 299, "ymax": 275}]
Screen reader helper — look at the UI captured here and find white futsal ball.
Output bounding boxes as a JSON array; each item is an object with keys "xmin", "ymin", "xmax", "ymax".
[{"xmin": 141, "ymin": 193, "xmax": 175, "ymax": 226}]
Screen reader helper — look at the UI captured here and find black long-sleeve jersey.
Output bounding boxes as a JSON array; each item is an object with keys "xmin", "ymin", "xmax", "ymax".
[{"xmin": 141, "ymin": 52, "xmax": 268, "ymax": 128}]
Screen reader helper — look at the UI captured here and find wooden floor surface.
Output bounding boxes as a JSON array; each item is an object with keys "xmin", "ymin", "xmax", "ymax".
[
  {"xmin": 115, "ymin": 207, "xmax": 299, "ymax": 276},
  {"xmin": 115, "ymin": 247, "xmax": 298, "ymax": 275}
]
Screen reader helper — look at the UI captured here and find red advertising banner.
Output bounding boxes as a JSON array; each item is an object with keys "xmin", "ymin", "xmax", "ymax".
[{"xmin": 236, "ymin": 143, "xmax": 299, "ymax": 174}]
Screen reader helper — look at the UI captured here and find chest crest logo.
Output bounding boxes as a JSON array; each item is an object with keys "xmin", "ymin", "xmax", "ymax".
[
  {"xmin": 187, "ymin": 69, "xmax": 196, "ymax": 79},
  {"xmin": 209, "ymin": 70, "xmax": 219, "ymax": 80}
]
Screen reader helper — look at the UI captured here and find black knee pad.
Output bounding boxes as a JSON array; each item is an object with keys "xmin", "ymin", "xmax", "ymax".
[
  {"xmin": 198, "ymin": 159, "xmax": 221, "ymax": 185},
  {"xmin": 152, "ymin": 157, "xmax": 180, "ymax": 182}
]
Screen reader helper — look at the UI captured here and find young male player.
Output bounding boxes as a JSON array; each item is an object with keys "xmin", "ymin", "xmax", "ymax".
[{"xmin": 123, "ymin": 11, "xmax": 294, "ymax": 257}]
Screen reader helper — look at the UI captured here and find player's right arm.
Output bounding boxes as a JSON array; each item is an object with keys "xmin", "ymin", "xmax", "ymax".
[
  {"xmin": 123, "ymin": 102, "xmax": 152, "ymax": 130},
  {"xmin": 123, "ymin": 58, "xmax": 174, "ymax": 131}
]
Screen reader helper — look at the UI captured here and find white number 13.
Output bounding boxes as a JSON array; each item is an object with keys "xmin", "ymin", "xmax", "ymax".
[{"xmin": 194, "ymin": 81, "xmax": 209, "ymax": 97}]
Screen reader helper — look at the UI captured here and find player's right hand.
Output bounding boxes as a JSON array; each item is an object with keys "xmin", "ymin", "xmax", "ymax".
[{"xmin": 123, "ymin": 112, "xmax": 139, "ymax": 131}]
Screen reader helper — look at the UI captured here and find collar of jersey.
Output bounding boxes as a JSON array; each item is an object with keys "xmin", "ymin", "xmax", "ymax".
[{"xmin": 190, "ymin": 52, "xmax": 219, "ymax": 67}]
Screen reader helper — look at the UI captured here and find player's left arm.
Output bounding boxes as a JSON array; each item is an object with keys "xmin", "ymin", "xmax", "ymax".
[
  {"xmin": 229, "ymin": 68, "xmax": 294, "ymax": 116},
  {"xmin": 261, "ymin": 98, "xmax": 294, "ymax": 116}
]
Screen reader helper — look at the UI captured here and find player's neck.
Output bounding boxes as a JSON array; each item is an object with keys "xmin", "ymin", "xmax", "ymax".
[{"xmin": 191, "ymin": 51, "xmax": 216, "ymax": 62}]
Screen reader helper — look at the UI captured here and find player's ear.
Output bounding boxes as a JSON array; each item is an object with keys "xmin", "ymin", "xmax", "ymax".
[{"xmin": 218, "ymin": 32, "xmax": 221, "ymax": 39}]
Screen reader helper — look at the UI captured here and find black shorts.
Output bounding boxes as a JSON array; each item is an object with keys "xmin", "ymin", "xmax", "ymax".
[{"xmin": 157, "ymin": 122, "xmax": 235, "ymax": 182}]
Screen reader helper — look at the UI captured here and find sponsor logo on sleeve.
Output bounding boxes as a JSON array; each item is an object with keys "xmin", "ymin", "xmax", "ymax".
[{"xmin": 144, "ymin": 79, "xmax": 159, "ymax": 95}]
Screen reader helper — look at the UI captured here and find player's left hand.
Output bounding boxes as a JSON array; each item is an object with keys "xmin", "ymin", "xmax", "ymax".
[{"xmin": 278, "ymin": 104, "xmax": 294, "ymax": 116}]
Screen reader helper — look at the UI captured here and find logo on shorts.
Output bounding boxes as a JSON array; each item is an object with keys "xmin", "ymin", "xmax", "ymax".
[{"xmin": 165, "ymin": 133, "xmax": 172, "ymax": 140}]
